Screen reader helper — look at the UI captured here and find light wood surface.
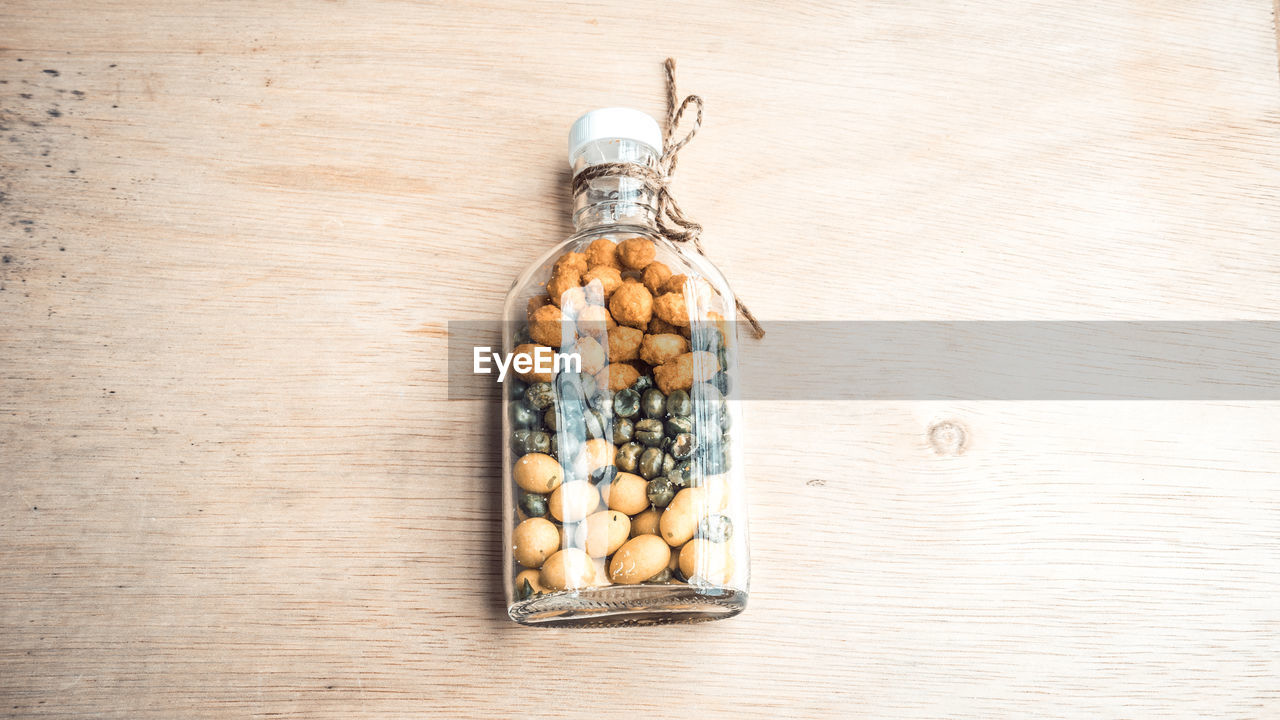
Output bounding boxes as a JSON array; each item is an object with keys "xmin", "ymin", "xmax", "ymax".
[{"xmin": 3, "ymin": 2, "xmax": 1280, "ymax": 718}]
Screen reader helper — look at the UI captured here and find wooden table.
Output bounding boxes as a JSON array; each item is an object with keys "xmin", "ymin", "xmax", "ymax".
[{"xmin": 3, "ymin": 2, "xmax": 1279, "ymax": 717}]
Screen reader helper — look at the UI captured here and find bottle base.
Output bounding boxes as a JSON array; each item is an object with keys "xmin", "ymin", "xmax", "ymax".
[{"xmin": 508, "ymin": 584, "xmax": 747, "ymax": 627}]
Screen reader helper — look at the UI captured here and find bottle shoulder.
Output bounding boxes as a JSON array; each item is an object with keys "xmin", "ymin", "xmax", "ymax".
[
  {"xmin": 503, "ymin": 228, "xmax": 742, "ymax": 333},
  {"xmin": 508, "ymin": 227, "xmax": 734, "ymax": 291}
]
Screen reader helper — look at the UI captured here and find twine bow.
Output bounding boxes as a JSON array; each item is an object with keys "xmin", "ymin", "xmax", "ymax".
[{"xmin": 571, "ymin": 58, "xmax": 765, "ymax": 339}]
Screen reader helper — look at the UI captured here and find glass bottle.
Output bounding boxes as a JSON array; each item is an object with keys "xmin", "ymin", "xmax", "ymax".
[{"xmin": 503, "ymin": 108, "xmax": 748, "ymax": 626}]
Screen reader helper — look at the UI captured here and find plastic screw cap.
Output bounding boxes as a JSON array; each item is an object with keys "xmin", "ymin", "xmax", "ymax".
[{"xmin": 568, "ymin": 107, "xmax": 663, "ymax": 166}]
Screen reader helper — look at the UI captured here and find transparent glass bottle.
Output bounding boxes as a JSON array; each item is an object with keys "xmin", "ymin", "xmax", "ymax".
[{"xmin": 503, "ymin": 108, "xmax": 748, "ymax": 627}]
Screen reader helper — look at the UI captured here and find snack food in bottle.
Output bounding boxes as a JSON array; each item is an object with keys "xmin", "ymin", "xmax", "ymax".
[{"xmin": 503, "ymin": 107, "xmax": 749, "ymax": 626}]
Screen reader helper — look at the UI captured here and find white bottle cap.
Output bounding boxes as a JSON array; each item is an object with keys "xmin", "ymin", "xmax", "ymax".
[{"xmin": 568, "ymin": 107, "xmax": 663, "ymax": 167}]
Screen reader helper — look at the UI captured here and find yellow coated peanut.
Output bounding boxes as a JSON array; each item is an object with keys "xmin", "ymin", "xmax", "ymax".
[
  {"xmin": 608, "ymin": 535, "xmax": 671, "ymax": 585},
  {"xmin": 679, "ymin": 538, "xmax": 734, "ymax": 585},
  {"xmin": 539, "ymin": 548, "xmax": 596, "ymax": 591},
  {"xmin": 512, "ymin": 517, "xmax": 560, "ymax": 569},
  {"xmin": 574, "ymin": 510, "xmax": 631, "ymax": 558},
  {"xmin": 603, "ymin": 472, "xmax": 649, "ymax": 516},
  {"xmin": 513, "ymin": 453, "xmax": 563, "ymax": 494}
]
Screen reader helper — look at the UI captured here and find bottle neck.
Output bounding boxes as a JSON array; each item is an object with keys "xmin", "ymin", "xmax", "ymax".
[{"xmin": 570, "ymin": 139, "xmax": 661, "ymax": 232}]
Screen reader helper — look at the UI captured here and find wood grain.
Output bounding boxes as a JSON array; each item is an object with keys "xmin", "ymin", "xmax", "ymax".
[{"xmin": 2, "ymin": 1, "xmax": 1279, "ymax": 718}]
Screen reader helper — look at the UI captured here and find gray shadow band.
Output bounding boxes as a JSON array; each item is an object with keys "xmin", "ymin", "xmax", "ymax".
[{"xmin": 448, "ymin": 321, "xmax": 1280, "ymax": 400}]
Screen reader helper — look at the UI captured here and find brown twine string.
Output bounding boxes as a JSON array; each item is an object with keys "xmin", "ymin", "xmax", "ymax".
[{"xmin": 570, "ymin": 58, "xmax": 765, "ymax": 339}]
